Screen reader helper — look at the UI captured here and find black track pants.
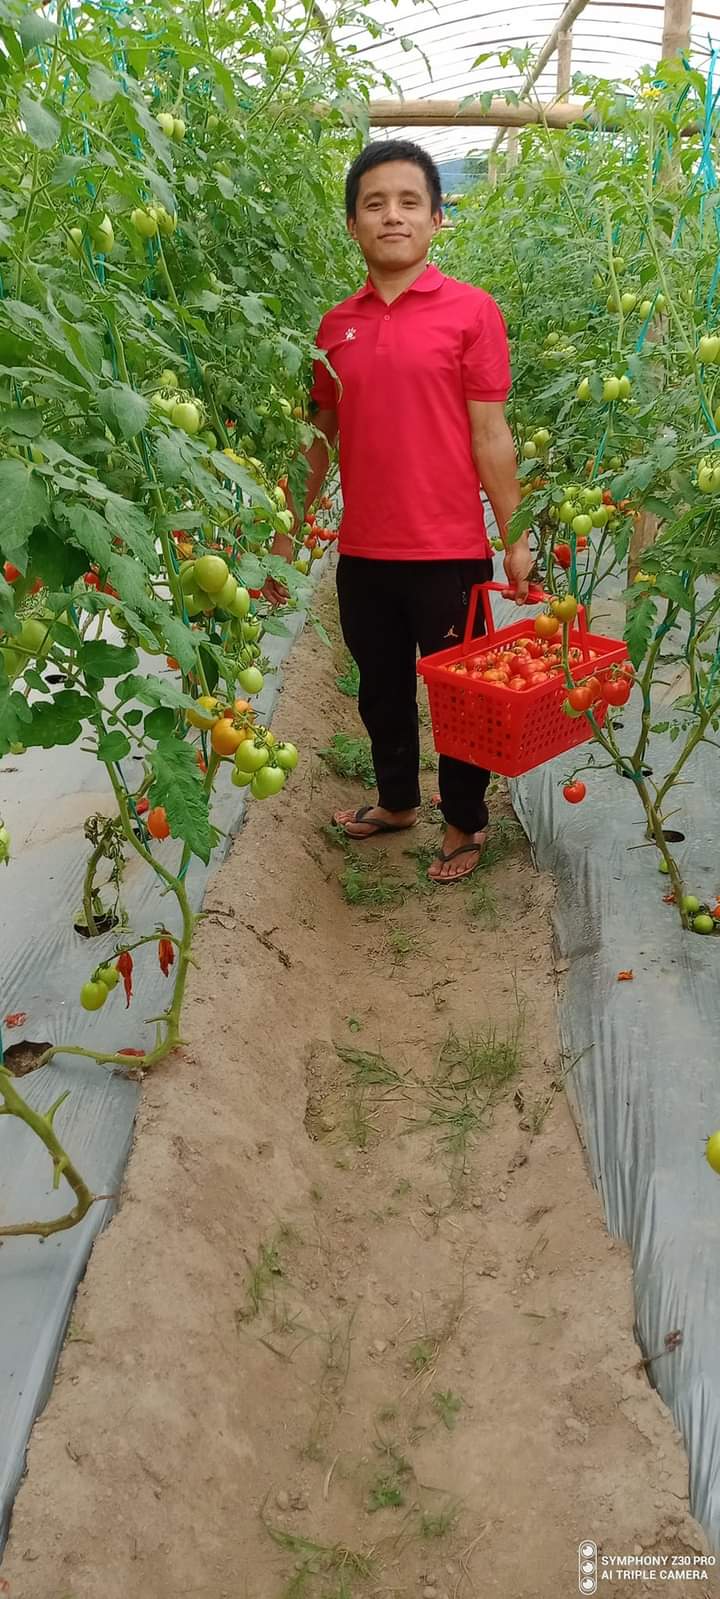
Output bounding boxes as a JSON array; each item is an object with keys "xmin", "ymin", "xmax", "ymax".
[{"xmin": 336, "ymin": 554, "xmax": 494, "ymax": 835}]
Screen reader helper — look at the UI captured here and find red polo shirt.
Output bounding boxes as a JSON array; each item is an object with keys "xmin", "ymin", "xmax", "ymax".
[{"xmin": 310, "ymin": 263, "xmax": 510, "ymax": 562}]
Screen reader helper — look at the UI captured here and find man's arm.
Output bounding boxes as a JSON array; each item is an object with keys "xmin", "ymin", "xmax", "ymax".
[
  {"xmin": 467, "ymin": 400, "xmax": 534, "ymax": 603},
  {"xmin": 264, "ymin": 408, "xmax": 338, "ymax": 603}
]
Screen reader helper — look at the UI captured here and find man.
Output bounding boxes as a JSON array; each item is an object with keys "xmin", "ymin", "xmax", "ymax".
[{"xmin": 267, "ymin": 139, "xmax": 534, "ymax": 882}]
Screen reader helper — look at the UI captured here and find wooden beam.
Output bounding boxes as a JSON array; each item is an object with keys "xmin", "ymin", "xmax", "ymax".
[
  {"xmin": 490, "ymin": 0, "xmax": 592, "ymax": 153},
  {"xmin": 506, "ymin": 128, "xmax": 520, "ymax": 166},
  {"xmin": 661, "ymin": 0, "xmax": 693, "ymax": 58},
  {"xmin": 368, "ymin": 96, "xmax": 590, "ymax": 129},
  {"xmin": 556, "ymin": 28, "xmax": 573, "ymax": 99}
]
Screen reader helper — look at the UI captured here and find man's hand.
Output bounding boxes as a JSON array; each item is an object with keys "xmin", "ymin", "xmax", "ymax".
[
  {"xmin": 503, "ymin": 533, "xmax": 534, "ymax": 603},
  {"xmin": 263, "ymin": 531, "xmax": 294, "ymax": 608}
]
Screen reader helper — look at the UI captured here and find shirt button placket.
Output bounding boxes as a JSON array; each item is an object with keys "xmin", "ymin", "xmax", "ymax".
[{"xmin": 377, "ymin": 309, "xmax": 391, "ymax": 355}]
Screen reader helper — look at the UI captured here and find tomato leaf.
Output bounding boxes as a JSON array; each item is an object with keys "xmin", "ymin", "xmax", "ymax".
[
  {"xmin": 0, "ymin": 406, "xmax": 44, "ymax": 439},
  {"xmin": 28, "ymin": 524, "xmax": 87, "ymax": 589},
  {"xmin": 0, "ymin": 572, "xmax": 17, "ymax": 636},
  {"xmin": 624, "ymin": 591, "xmax": 658, "ymax": 667},
  {"xmin": 0, "ymin": 461, "xmax": 49, "ymax": 566},
  {"xmin": 19, "ymin": 89, "xmax": 61, "ymax": 150},
  {"xmin": 24, "ymin": 691, "xmax": 94, "ymax": 748},
  {"xmin": 210, "ymin": 451, "xmax": 272, "ymax": 507},
  {"xmin": 148, "ymin": 736, "xmax": 218, "ymax": 864},
  {"xmin": 79, "ymin": 641, "xmax": 139, "ymax": 679},
  {"xmin": 0, "ymin": 686, "xmax": 32, "ymax": 755},
  {"xmin": 97, "ymin": 383, "xmax": 151, "ymax": 443},
  {"xmin": 115, "ymin": 672, "xmax": 194, "ymax": 714},
  {"xmin": 96, "ymin": 731, "xmax": 131, "ymax": 762},
  {"xmin": 160, "ymin": 613, "xmax": 197, "ymax": 674},
  {"xmin": 144, "ymin": 707, "xmax": 176, "ymax": 739},
  {"xmin": 104, "ymin": 497, "xmax": 159, "ymax": 571}
]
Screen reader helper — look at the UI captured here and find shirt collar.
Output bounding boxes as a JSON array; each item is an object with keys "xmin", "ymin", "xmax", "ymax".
[{"xmin": 354, "ymin": 262, "xmax": 444, "ymax": 301}]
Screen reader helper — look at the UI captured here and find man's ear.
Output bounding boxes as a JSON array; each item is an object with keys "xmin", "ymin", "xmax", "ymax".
[
  {"xmin": 432, "ymin": 209, "xmax": 443, "ymax": 235},
  {"xmin": 347, "ymin": 216, "xmax": 358, "ymax": 241}
]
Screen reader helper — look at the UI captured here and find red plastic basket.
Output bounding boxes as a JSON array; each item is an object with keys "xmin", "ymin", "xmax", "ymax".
[{"xmin": 417, "ymin": 582, "xmax": 628, "ymax": 778}]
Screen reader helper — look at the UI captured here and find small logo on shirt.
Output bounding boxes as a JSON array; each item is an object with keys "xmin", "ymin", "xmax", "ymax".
[{"xmin": 344, "ymin": 326, "xmax": 357, "ymax": 341}]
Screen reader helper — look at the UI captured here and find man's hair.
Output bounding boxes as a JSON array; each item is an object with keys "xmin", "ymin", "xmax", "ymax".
[{"xmin": 344, "ymin": 140, "xmax": 442, "ymax": 219}]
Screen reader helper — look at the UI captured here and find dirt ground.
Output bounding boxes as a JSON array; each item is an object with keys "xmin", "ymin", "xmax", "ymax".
[{"xmin": 2, "ymin": 572, "xmax": 718, "ymax": 1599}]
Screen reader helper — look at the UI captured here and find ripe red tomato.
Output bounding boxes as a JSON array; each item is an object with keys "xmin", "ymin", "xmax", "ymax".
[
  {"xmin": 525, "ymin": 639, "xmax": 544, "ymax": 659},
  {"xmin": 567, "ymin": 684, "xmax": 594, "ymax": 712},
  {"xmin": 576, "ymin": 535, "xmax": 589, "ymax": 550},
  {"xmin": 563, "ymin": 781, "xmax": 587, "ymax": 804},
  {"xmin": 147, "ymin": 805, "xmax": 171, "ymax": 839},
  {"xmin": 84, "ymin": 570, "xmax": 100, "ymax": 589},
  {"xmin": 553, "ymin": 543, "xmax": 572, "ymax": 569},
  {"xmin": 602, "ymin": 676, "xmax": 631, "ymax": 706},
  {"xmin": 3, "ymin": 562, "xmax": 21, "ymax": 584},
  {"xmin": 508, "ymin": 675, "xmax": 527, "ymax": 692},
  {"xmin": 583, "ymin": 675, "xmax": 602, "ymax": 700}
]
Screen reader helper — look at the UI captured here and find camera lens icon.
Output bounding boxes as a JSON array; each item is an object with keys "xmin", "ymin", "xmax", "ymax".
[
  {"xmin": 578, "ymin": 1541, "xmax": 597, "ymax": 1595},
  {"xmin": 580, "ymin": 1544, "xmax": 596, "ymax": 1559},
  {"xmin": 580, "ymin": 1582, "xmax": 595, "ymax": 1595}
]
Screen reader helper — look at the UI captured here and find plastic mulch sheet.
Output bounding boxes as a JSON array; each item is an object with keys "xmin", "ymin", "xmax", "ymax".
[
  {"xmin": 491, "ymin": 584, "xmax": 720, "ymax": 1550},
  {"xmin": 0, "ymin": 608, "xmax": 307, "ymax": 1550}
]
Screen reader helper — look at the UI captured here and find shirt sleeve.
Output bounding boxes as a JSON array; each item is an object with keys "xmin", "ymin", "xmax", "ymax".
[
  {"xmin": 309, "ymin": 315, "xmax": 338, "ymax": 411},
  {"xmin": 461, "ymin": 294, "xmax": 511, "ymax": 402}
]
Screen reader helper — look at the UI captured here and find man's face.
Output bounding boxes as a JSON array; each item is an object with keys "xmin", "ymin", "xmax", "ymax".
[{"xmin": 348, "ymin": 160, "xmax": 441, "ymax": 272}]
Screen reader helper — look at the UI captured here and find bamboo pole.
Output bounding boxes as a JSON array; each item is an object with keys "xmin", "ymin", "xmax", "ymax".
[
  {"xmin": 489, "ymin": 0, "xmax": 592, "ymax": 153},
  {"xmin": 367, "ymin": 96, "xmax": 590, "ymax": 129},
  {"xmin": 506, "ymin": 128, "xmax": 519, "ymax": 166},
  {"xmin": 556, "ymin": 28, "xmax": 573, "ymax": 99},
  {"xmin": 661, "ymin": 0, "xmax": 693, "ymax": 58}
]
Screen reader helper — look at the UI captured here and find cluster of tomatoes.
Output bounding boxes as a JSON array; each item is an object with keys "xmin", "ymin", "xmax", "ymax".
[{"xmin": 450, "ymin": 632, "xmax": 582, "ymax": 692}]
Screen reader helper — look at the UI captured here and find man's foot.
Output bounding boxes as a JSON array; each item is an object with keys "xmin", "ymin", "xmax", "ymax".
[
  {"xmin": 332, "ymin": 803, "xmax": 418, "ymax": 839},
  {"xmin": 428, "ymin": 825, "xmax": 487, "ymax": 883}
]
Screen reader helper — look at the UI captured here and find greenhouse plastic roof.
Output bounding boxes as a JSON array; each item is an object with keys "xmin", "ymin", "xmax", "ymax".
[{"xmin": 340, "ymin": 0, "xmax": 720, "ymax": 159}]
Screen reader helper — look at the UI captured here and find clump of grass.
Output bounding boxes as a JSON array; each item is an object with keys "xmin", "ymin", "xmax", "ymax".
[
  {"xmin": 408, "ymin": 1025, "xmax": 521, "ymax": 1163},
  {"xmin": 408, "ymin": 1337, "xmax": 437, "ymax": 1373},
  {"xmin": 335, "ymin": 1045, "xmax": 405, "ymax": 1087},
  {"xmin": 384, "ymin": 925, "xmax": 420, "ymax": 965},
  {"xmin": 319, "ymin": 732, "xmax": 375, "ymax": 788},
  {"xmin": 420, "ymin": 1504, "xmax": 460, "ymax": 1540},
  {"xmin": 367, "ymin": 1471, "xmax": 406, "ymax": 1512},
  {"xmin": 241, "ymin": 1236, "xmax": 285, "ymax": 1319},
  {"xmin": 263, "ymin": 1510, "xmax": 372, "ymax": 1578},
  {"xmin": 336, "ymin": 654, "xmax": 361, "ymax": 698},
  {"xmin": 481, "ymin": 815, "xmax": 524, "ymax": 868},
  {"xmin": 466, "ymin": 880, "xmax": 498, "ymax": 927},
  {"xmin": 432, "ymin": 1388, "xmax": 463, "ymax": 1430},
  {"xmin": 340, "ymin": 850, "xmax": 406, "ymax": 909}
]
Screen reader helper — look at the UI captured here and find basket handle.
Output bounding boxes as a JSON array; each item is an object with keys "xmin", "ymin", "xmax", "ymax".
[{"xmin": 463, "ymin": 581, "xmax": 590, "ymax": 656}]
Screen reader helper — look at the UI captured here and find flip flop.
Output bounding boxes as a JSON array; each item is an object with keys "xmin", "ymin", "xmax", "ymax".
[
  {"xmin": 428, "ymin": 840, "xmax": 485, "ymax": 884},
  {"xmin": 332, "ymin": 804, "xmax": 418, "ymax": 838}
]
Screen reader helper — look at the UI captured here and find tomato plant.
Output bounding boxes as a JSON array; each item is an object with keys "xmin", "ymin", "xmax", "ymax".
[
  {"xmin": 441, "ymin": 58, "xmax": 720, "ymax": 931},
  {"xmin": 0, "ymin": 0, "xmax": 379, "ymax": 1237}
]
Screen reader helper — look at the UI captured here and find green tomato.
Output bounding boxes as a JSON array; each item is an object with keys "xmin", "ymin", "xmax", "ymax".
[
  {"xmin": 241, "ymin": 618, "xmax": 262, "ymax": 644},
  {"xmin": 171, "ymin": 400, "xmax": 202, "ymax": 435},
  {"xmin": 194, "ymin": 554, "xmax": 229, "ymax": 594},
  {"xmin": 200, "ymin": 429, "xmax": 218, "ymax": 449},
  {"xmin": 699, "ymin": 334, "xmax": 720, "ymax": 363},
  {"xmin": 603, "ymin": 376, "xmax": 621, "ymax": 402},
  {"xmin": 17, "ymin": 616, "xmax": 51, "ymax": 656},
  {"xmin": 620, "ymin": 292, "xmax": 637, "ymax": 314},
  {"xmin": 97, "ymin": 964, "xmax": 120, "ymax": 990},
  {"xmin": 576, "ymin": 378, "xmax": 591, "ymax": 401},
  {"xmin": 580, "ymin": 487, "xmax": 602, "ymax": 508},
  {"xmin": 558, "ymin": 500, "xmax": 578, "ymax": 524},
  {"xmin": 231, "ymin": 585, "xmax": 251, "ymax": 620},
  {"xmin": 80, "ymin": 980, "xmax": 108, "ymax": 1012},
  {"xmin": 572, "ymin": 514, "xmax": 593, "ymax": 536},
  {"xmin": 231, "ymin": 766, "xmax": 253, "ymax": 787},
  {"xmin": 159, "ymin": 369, "xmax": 179, "ymax": 390},
  {"xmin": 275, "ymin": 741, "xmax": 299, "ymax": 771},
  {"xmin": 234, "ymin": 739, "xmax": 270, "ymax": 774},
  {"xmin": 172, "ymin": 117, "xmax": 186, "ymax": 141},
  {"xmin": 156, "ymin": 112, "xmax": 175, "ymax": 136},
  {"xmin": 617, "ymin": 375, "xmax": 632, "ymax": 399},
  {"xmin": 152, "ymin": 390, "xmax": 177, "ymax": 417},
  {"xmin": 638, "ymin": 299, "xmax": 653, "ymax": 319},
  {"xmin": 67, "ymin": 226, "xmax": 84, "ymax": 261},
  {"xmin": 131, "ymin": 207, "xmax": 158, "ymax": 238},
  {"xmin": 705, "ymin": 1131, "xmax": 720, "ymax": 1173},
  {"xmin": 681, "ymin": 895, "xmax": 701, "ymax": 915},
  {"xmin": 207, "ymin": 113, "xmax": 220, "ymax": 130},
  {"xmin": 215, "ymin": 574, "xmax": 238, "ymax": 611},
  {"xmin": 273, "ymin": 486, "xmax": 287, "ymax": 509},
  {"xmin": 275, "ymin": 509, "xmax": 294, "ymax": 534},
  {"xmin": 658, "ymin": 858, "xmax": 670, "ymax": 874},
  {"xmin": 545, "ymin": 331, "xmax": 560, "ymax": 346},
  {"xmin": 251, "ymin": 763, "xmax": 287, "ymax": 798},
  {"xmin": 183, "ymin": 587, "xmax": 206, "ymax": 617},
  {"xmin": 238, "ymin": 665, "xmax": 264, "ymax": 696},
  {"xmin": 522, "ymin": 440, "xmax": 538, "ymax": 459},
  {"xmin": 91, "ymin": 213, "xmax": 115, "ymax": 254},
  {"xmin": 1, "ymin": 646, "xmax": 22, "ymax": 680},
  {"xmin": 591, "ymin": 505, "xmax": 610, "ymax": 527},
  {"xmin": 698, "ymin": 465, "xmax": 715, "ymax": 493},
  {"xmin": 0, "ymin": 822, "xmax": 10, "ymax": 865},
  {"xmin": 693, "ymin": 914, "xmax": 715, "ymax": 934},
  {"xmin": 150, "ymin": 204, "xmax": 177, "ymax": 236},
  {"xmin": 533, "ymin": 427, "xmax": 551, "ymax": 448},
  {"xmin": 267, "ymin": 44, "xmax": 290, "ymax": 67}
]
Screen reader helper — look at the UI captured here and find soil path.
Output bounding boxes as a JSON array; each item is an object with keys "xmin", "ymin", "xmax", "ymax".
[{"xmin": 2, "ymin": 575, "xmax": 717, "ymax": 1599}]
